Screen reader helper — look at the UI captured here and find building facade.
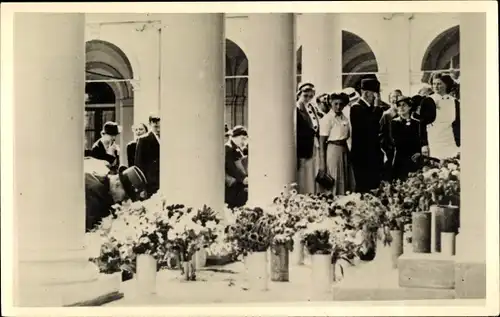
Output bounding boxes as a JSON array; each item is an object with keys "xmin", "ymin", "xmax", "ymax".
[{"xmin": 84, "ymin": 12, "xmax": 460, "ymax": 163}]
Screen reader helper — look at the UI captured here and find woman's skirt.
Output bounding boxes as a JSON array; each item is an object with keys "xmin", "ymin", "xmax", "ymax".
[
  {"xmin": 326, "ymin": 142, "xmax": 356, "ymax": 196},
  {"xmin": 297, "ymin": 144, "xmax": 320, "ymax": 195}
]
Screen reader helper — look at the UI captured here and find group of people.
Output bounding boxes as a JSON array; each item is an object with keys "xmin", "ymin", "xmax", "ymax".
[
  {"xmin": 83, "ymin": 70, "xmax": 460, "ymax": 231},
  {"xmin": 295, "ymin": 71, "xmax": 460, "ymax": 197}
]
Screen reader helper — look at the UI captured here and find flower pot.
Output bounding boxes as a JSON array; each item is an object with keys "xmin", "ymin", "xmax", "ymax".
[
  {"xmin": 136, "ymin": 254, "xmax": 157, "ymax": 295},
  {"xmin": 440, "ymin": 232, "xmax": 456, "ymax": 256},
  {"xmin": 245, "ymin": 251, "xmax": 269, "ymax": 291},
  {"xmin": 193, "ymin": 248, "xmax": 207, "ymax": 270},
  {"xmin": 436, "ymin": 205, "xmax": 460, "ymax": 233},
  {"xmin": 182, "ymin": 260, "xmax": 196, "ymax": 281},
  {"xmin": 270, "ymin": 244, "xmax": 289, "ymax": 282},
  {"xmin": 311, "ymin": 254, "xmax": 332, "ymax": 295},
  {"xmin": 291, "ymin": 233, "xmax": 305, "ymax": 265},
  {"xmin": 412, "ymin": 212, "xmax": 431, "ymax": 253},
  {"xmin": 390, "ymin": 229, "xmax": 404, "ymax": 268},
  {"xmin": 430, "ymin": 205, "xmax": 443, "ymax": 252}
]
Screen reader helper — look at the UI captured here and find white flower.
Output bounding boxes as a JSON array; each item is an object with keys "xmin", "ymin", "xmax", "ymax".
[
  {"xmin": 205, "ymin": 221, "xmax": 218, "ymax": 231},
  {"xmin": 167, "ymin": 230, "xmax": 177, "ymax": 241},
  {"xmin": 447, "ymin": 163, "xmax": 458, "ymax": 171}
]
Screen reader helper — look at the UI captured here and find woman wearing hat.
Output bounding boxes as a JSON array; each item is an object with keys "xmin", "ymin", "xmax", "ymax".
[
  {"xmin": 318, "ymin": 92, "xmax": 356, "ymax": 195},
  {"xmin": 90, "ymin": 121, "xmax": 121, "ymax": 174},
  {"xmin": 427, "ymin": 72, "xmax": 461, "ymax": 159},
  {"xmin": 225, "ymin": 125, "xmax": 249, "ymax": 209},
  {"xmin": 389, "ymin": 96, "xmax": 429, "ymax": 181},
  {"xmin": 296, "ymin": 82, "xmax": 322, "ymax": 194},
  {"xmin": 315, "ymin": 93, "xmax": 331, "ymax": 118}
]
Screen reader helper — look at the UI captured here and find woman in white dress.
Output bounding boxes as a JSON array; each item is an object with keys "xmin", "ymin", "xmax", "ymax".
[{"xmin": 427, "ymin": 72, "xmax": 461, "ymax": 160}]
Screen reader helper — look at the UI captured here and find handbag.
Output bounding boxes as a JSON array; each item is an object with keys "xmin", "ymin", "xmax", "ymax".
[{"xmin": 315, "ymin": 169, "xmax": 335, "ymax": 190}]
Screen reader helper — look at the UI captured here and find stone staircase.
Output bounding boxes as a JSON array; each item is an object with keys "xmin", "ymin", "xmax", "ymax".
[{"xmin": 332, "ymin": 240, "xmax": 459, "ymax": 301}]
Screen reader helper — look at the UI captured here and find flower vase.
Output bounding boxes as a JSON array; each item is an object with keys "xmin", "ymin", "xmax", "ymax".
[
  {"xmin": 136, "ymin": 254, "xmax": 157, "ymax": 295},
  {"xmin": 291, "ymin": 233, "xmax": 305, "ymax": 265},
  {"xmin": 182, "ymin": 260, "xmax": 196, "ymax": 281},
  {"xmin": 331, "ymin": 259, "xmax": 338, "ymax": 282},
  {"xmin": 311, "ymin": 254, "xmax": 332, "ymax": 297},
  {"xmin": 193, "ymin": 248, "xmax": 207, "ymax": 270},
  {"xmin": 245, "ymin": 251, "xmax": 269, "ymax": 291},
  {"xmin": 390, "ymin": 229, "xmax": 404, "ymax": 269},
  {"xmin": 270, "ymin": 244, "xmax": 289, "ymax": 282},
  {"xmin": 412, "ymin": 212, "xmax": 431, "ymax": 253}
]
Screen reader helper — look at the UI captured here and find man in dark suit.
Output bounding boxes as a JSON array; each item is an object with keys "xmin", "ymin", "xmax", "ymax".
[
  {"xmin": 350, "ymin": 78, "xmax": 385, "ymax": 193},
  {"xmin": 225, "ymin": 126, "xmax": 248, "ymax": 209},
  {"xmin": 135, "ymin": 115, "xmax": 161, "ymax": 197},
  {"xmin": 85, "ymin": 163, "xmax": 147, "ymax": 232},
  {"xmin": 126, "ymin": 123, "xmax": 148, "ymax": 167},
  {"xmin": 90, "ymin": 121, "xmax": 121, "ymax": 174}
]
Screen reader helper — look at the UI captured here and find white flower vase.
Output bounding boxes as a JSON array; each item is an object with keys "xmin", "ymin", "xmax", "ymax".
[
  {"xmin": 136, "ymin": 254, "xmax": 157, "ymax": 295},
  {"xmin": 245, "ymin": 251, "xmax": 269, "ymax": 291},
  {"xmin": 193, "ymin": 248, "xmax": 207, "ymax": 270},
  {"xmin": 311, "ymin": 254, "xmax": 332, "ymax": 298},
  {"xmin": 291, "ymin": 233, "xmax": 305, "ymax": 265}
]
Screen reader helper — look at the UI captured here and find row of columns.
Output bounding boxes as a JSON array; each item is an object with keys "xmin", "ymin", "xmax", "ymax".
[{"xmin": 13, "ymin": 12, "xmax": 485, "ymax": 306}]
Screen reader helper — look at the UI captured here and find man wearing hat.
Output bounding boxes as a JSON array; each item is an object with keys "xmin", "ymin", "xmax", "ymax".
[
  {"xmin": 90, "ymin": 121, "xmax": 121, "ymax": 174},
  {"xmin": 349, "ymin": 77, "xmax": 385, "ymax": 192},
  {"xmin": 225, "ymin": 125, "xmax": 248, "ymax": 209},
  {"xmin": 85, "ymin": 163, "xmax": 148, "ymax": 232},
  {"xmin": 135, "ymin": 114, "xmax": 161, "ymax": 196}
]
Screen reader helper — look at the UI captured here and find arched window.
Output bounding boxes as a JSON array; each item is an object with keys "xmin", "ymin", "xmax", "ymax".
[
  {"xmin": 85, "ymin": 40, "xmax": 134, "ymax": 149},
  {"xmin": 295, "ymin": 31, "xmax": 379, "ymax": 90},
  {"xmin": 225, "ymin": 39, "xmax": 248, "ymax": 128},
  {"xmin": 420, "ymin": 25, "xmax": 460, "ymax": 84}
]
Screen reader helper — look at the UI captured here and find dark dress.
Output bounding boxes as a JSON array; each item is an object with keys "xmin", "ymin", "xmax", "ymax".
[
  {"xmin": 135, "ymin": 132, "xmax": 160, "ymax": 196},
  {"xmin": 90, "ymin": 139, "xmax": 120, "ymax": 174},
  {"xmin": 379, "ymin": 108, "xmax": 398, "ymax": 182},
  {"xmin": 225, "ymin": 141, "xmax": 248, "ymax": 209},
  {"xmin": 350, "ymin": 99, "xmax": 385, "ymax": 193},
  {"xmin": 390, "ymin": 116, "xmax": 429, "ymax": 181},
  {"xmin": 85, "ymin": 172, "xmax": 114, "ymax": 232},
  {"xmin": 126, "ymin": 141, "xmax": 137, "ymax": 167}
]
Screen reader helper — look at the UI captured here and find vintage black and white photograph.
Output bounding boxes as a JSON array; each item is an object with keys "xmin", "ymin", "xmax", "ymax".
[{"xmin": 1, "ymin": 1, "xmax": 498, "ymax": 315}]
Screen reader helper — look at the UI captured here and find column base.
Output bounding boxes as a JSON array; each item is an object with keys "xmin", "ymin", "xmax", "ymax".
[{"xmin": 18, "ymin": 272, "xmax": 122, "ymax": 307}]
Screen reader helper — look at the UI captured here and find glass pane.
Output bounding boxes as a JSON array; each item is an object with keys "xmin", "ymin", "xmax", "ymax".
[
  {"xmin": 101, "ymin": 110, "xmax": 116, "ymax": 124},
  {"xmin": 84, "ymin": 111, "xmax": 95, "ymax": 130},
  {"xmin": 225, "ymin": 77, "xmax": 248, "ymax": 128},
  {"xmin": 85, "ymin": 131, "xmax": 95, "ymax": 149}
]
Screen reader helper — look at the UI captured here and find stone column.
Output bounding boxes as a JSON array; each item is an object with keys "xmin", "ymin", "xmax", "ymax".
[
  {"xmin": 454, "ymin": 13, "xmax": 486, "ymax": 299},
  {"xmin": 14, "ymin": 13, "xmax": 120, "ymax": 306},
  {"xmin": 247, "ymin": 14, "xmax": 296, "ymax": 207},
  {"xmin": 301, "ymin": 13, "xmax": 343, "ymax": 94},
  {"xmin": 159, "ymin": 14, "xmax": 225, "ymax": 212},
  {"xmin": 386, "ymin": 13, "xmax": 411, "ymax": 95},
  {"xmin": 119, "ymin": 98, "xmax": 135, "ymax": 166}
]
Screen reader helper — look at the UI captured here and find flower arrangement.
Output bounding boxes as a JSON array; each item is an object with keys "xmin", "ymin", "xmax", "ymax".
[{"xmin": 224, "ymin": 206, "xmax": 276, "ymax": 256}]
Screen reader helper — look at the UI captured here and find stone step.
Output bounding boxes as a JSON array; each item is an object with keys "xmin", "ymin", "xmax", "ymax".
[
  {"xmin": 398, "ymin": 252, "xmax": 455, "ymax": 289},
  {"xmin": 332, "ymin": 244, "xmax": 456, "ymax": 301}
]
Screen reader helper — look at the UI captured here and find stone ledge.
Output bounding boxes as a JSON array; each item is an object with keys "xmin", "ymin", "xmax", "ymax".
[
  {"xmin": 398, "ymin": 252, "xmax": 455, "ymax": 289},
  {"xmin": 454, "ymin": 261, "xmax": 486, "ymax": 299},
  {"xmin": 18, "ymin": 272, "xmax": 122, "ymax": 307},
  {"xmin": 332, "ymin": 286, "xmax": 455, "ymax": 301}
]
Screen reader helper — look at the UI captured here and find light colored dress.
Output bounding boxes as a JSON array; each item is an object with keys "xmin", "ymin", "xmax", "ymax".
[
  {"xmin": 319, "ymin": 111, "xmax": 356, "ymax": 195},
  {"xmin": 427, "ymin": 94, "xmax": 459, "ymax": 159}
]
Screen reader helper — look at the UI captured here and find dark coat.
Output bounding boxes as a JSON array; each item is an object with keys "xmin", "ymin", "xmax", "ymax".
[
  {"xmin": 296, "ymin": 106, "xmax": 320, "ymax": 162},
  {"xmin": 90, "ymin": 139, "xmax": 120, "ymax": 173},
  {"xmin": 390, "ymin": 116, "xmax": 429, "ymax": 181},
  {"xmin": 379, "ymin": 109, "xmax": 398, "ymax": 181},
  {"xmin": 225, "ymin": 141, "xmax": 248, "ymax": 209},
  {"xmin": 135, "ymin": 132, "xmax": 160, "ymax": 196},
  {"xmin": 126, "ymin": 141, "xmax": 137, "ymax": 167},
  {"xmin": 85, "ymin": 172, "xmax": 114, "ymax": 232},
  {"xmin": 350, "ymin": 99, "xmax": 385, "ymax": 192}
]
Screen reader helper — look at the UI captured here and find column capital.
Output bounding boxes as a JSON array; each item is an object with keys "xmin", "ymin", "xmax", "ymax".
[{"xmin": 130, "ymin": 80, "xmax": 141, "ymax": 92}]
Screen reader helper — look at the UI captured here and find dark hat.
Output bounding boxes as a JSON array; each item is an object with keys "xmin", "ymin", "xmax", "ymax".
[
  {"xmin": 395, "ymin": 96, "xmax": 413, "ymax": 108},
  {"xmin": 149, "ymin": 114, "xmax": 161, "ymax": 123},
  {"xmin": 329, "ymin": 92, "xmax": 350, "ymax": 106},
  {"xmin": 102, "ymin": 121, "xmax": 121, "ymax": 136},
  {"xmin": 298, "ymin": 82, "xmax": 315, "ymax": 92},
  {"xmin": 360, "ymin": 78, "xmax": 381, "ymax": 93},
  {"xmin": 231, "ymin": 125, "xmax": 248, "ymax": 138},
  {"xmin": 118, "ymin": 165, "xmax": 148, "ymax": 202},
  {"xmin": 411, "ymin": 94, "xmax": 437, "ymax": 125},
  {"xmin": 355, "ymin": 74, "xmax": 378, "ymax": 93},
  {"xmin": 316, "ymin": 93, "xmax": 329, "ymax": 104}
]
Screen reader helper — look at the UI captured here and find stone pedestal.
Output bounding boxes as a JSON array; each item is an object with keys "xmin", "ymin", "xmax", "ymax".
[
  {"xmin": 159, "ymin": 14, "xmax": 225, "ymax": 212},
  {"xmin": 301, "ymin": 13, "xmax": 342, "ymax": 93},
  {"xmin": 14, "ymin": 13, "xmax": 121, "ymax": 307},
  {"xmin": 454, "ymin": 12, "xmax": 487, "ymax": 299},
  {"xmin": 247, "ymin": 13, "xmax": 296, "ymax": 207}
]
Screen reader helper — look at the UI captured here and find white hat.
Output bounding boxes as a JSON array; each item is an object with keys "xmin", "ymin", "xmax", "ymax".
[{"xmin": 342, "ymin": 87, "xmax": 360, "ymax": 103}]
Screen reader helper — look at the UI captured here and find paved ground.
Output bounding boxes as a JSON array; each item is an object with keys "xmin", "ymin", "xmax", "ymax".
[{"xmin": 104, "ymin": 240, "xmax": 452, "ymax": 305}]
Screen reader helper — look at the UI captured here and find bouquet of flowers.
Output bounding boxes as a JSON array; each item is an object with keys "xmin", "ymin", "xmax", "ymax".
[{"xmin": 224, "ymin": 206, "xmax": 276, "ymax": 256}]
